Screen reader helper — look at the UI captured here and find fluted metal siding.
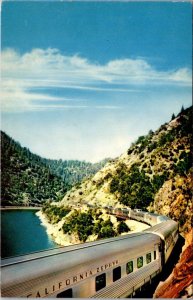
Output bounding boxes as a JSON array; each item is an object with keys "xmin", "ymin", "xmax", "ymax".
[{"xmin": 91, "ymin": 260, "xmax": 160, "ymax": 298}]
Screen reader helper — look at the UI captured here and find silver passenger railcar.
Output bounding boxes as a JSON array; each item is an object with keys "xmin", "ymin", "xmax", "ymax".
[
  {"xmin": 144, "ymin": 212, "xmax": 170, "ymax": 226},
  {"xmin": 111, "ymin": 207, "xmax": 170, "ymax": 227},
  {"xmin": 2, "ymin": 232, "xmax": 162, "ymax": 298},
  {"xmin": 145, "ymin": 220, "xmax": 179, "ymax": 263},
  {"xmin": 1, "ymin": 207, "xmax": 179, "ymax": 298}
]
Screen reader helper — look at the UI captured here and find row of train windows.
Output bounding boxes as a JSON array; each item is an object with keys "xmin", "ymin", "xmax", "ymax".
[
  {"xmin": 96, "ymin": 251, "xmax": 156, "ymax": 291},
  {"xmin": 57, "ymin": 251, "xmax": 156, "ymax": 298}
]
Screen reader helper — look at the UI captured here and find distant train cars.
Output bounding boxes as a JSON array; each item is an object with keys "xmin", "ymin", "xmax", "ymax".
[
  {"xmin": 1, "ymin": 208, "xmax": 178, "ymax": 298},
  {"xmin": 107, "ymin": 206, "xmax": 170, "ymax": 226}
]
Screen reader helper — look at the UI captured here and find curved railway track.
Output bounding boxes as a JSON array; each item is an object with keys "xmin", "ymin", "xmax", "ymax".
[{"xmin": 1, "ymin": 207, "xmax": 179, "ymax": 298}]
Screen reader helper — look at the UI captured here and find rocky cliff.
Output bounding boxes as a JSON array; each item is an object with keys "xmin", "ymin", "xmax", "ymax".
[
  {"xmin": 59, "ymin": 106, "xmax": 192, "ymax": 234},
  {"xmin": 154, "ymin": 229, "xmax": 193, "ymax": 298}
]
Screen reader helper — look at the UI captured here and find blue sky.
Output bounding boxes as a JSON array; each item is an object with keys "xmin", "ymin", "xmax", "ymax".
[{"xmin": 1, "ymin": 1, "xmax": 192, "ymax": 162}]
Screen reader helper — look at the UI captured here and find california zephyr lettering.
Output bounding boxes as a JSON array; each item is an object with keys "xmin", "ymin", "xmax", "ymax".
[{"xmin": 26, "ymin": 259, "xmax": 119, "ymax": 297}]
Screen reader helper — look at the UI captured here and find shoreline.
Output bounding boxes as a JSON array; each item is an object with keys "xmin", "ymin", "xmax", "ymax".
[
  {"xmin": 36, "ymin": 210, "xmax": 81, "ymax": 246},
  {"xmin": 36, "ymin": 209, "xmax": 150, "ymax": 247},
  {"xmin": 1, "ymin": 206, "xmax": 42, "ymax": 211}
]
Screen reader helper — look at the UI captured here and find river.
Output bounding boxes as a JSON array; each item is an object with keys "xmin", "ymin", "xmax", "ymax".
[{"xmin": 1, "ymin": 209, "xmax": 58, "ymax": 258}]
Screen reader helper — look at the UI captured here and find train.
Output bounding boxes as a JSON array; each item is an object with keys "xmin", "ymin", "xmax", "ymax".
[
  {"xmin": 105, "ymin": 206, "xmax": 170, "ymax": 226},
  {"xmin": 1, "ymin": 208, "xmax": 179, "ymax": 298}
]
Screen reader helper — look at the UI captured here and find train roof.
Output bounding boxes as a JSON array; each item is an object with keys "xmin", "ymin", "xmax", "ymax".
[
  {"xmin": 2, "ymin": 231, "xmax": 160, "ymax": 287},
  {"xmin": 2, "ymin": 231, "xmax": 157, "ymax": 266},
  {"xmin": 144, "ymin": 220, "xmax": 178, "ymax": 240}
]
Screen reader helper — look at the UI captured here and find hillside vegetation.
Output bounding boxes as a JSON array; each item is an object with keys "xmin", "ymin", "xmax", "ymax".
[
  {"xmin": 1, "ymin": 131, "xmax": 68, "ymax": 206},
  {"xmin": 1, "ymin": 131, "xmax": 109, "ymax": 206},
  {"xmin": 43, "ymin": 158, "xmax": 110, "ymax": 187},
  {"xmin": 57, "ymin": 106, "xmax": 192, "ymax": 234},
  {"xmin": 42, "ymin": 203, "xmax": 130, "ymax": 243}
]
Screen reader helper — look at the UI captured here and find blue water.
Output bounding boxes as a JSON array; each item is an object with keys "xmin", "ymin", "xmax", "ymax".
[{"xmin": 1, "ymin": 210, "xmax": 58, "ymax": 258}]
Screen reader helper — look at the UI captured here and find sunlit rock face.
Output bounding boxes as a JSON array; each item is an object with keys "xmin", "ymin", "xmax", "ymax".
[
  {"xmin": 154, "ymin": 229, "xmax": 193, "ymax": 299},
  {"xmin": 59, "ymin": 106, "xmax": 192, "ymax": 234}
]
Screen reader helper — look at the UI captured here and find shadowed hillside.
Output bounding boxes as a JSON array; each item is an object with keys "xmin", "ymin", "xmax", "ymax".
[
  {"xmin": 1, "ymin": 132, "xmax": 109, "ymax": 206},
  {"xmin": 1, "ymin": 131, "xmax": 68, "ymax": 206}
]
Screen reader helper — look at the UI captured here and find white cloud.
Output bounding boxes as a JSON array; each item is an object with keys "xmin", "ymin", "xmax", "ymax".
[{"xmin": 1, "ymin": 48, "xmax": 192, "ymax": 112}]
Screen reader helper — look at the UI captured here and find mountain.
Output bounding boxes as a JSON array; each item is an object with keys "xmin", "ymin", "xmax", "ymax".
[
  {"xmin": 58, "ymin": 106, "xmax": 192, "ymax": 234},
  {"xmin": 42, "ymin": 158, "xmax": 110, "ymax": 187},
  {"xmin": 1, "ymin": 131, "xmax": 110, "ymax": 206},
  {"xmin": 38, "ymin": 105, "xmax": 192, "ymax": 297},
  {"xmin": 1, "ymin": 131, "xmax": 67, "ymax": 206}
]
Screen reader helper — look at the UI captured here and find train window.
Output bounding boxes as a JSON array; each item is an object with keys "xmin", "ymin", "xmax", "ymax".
[
  {"xmin": 57, "ymin": 288, "xmax": 72, "ymax": 298},
  {"xmin": 126, "ymin": 261, "xmax": 133, "ymax": 274},
  {"xmin": 137, "ymin": 256, "xmax": 143, "ymax": 268},
  {"xmin": 154, "ymin": 251, "xmax": 157, "ymax": 260},
  {"xmin": 113, "ymin": 266, "xmax": 121, "ymax": 282},
  {"xmin": 146, "ymin": 253, "xmax": 151, "ymax": 264},
  {"xmin": 96, "ymin": 273, "xmax": 106, "ymax": 291}
]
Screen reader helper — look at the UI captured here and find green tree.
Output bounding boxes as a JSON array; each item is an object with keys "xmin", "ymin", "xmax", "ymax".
[
  {"xmin": 181, "ymin": 105, "xmax": 185, "ymax": 113},
  {"xmin": 174, "ymin": 152, "xmax": 192, "ymax": 176},
  {"xmin": 117, "ymin": 221, "xmax": 130, "ymax": 234},
  {"xmin": 171, "ymin": 113, "xmax": 175, "ymax": 120},
  {"xmin": 98, "ymin": 224, "xmax": 116, "ymax": 239}
]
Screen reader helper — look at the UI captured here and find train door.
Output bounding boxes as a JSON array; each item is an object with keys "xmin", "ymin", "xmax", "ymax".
[{"xmin": 157, "ymin": 240, "xmax": 165, "ymax": 269}]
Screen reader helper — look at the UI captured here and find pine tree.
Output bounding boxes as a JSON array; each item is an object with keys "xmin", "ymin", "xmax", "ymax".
[
  {"xmin": 181, "ymin": 105, "xmax": 185, "ymax": 113},
  {"xmin": 171, "ymin": 113, "xmax": 175, "ymax": 120}
]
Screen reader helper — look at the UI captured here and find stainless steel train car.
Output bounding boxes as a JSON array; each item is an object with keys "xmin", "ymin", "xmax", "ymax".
[
  {"xmin": 1, "ymin": 208, "xmax": 178, "ymax": 298},
  {"xmin": 1, "ymin": 232, "xmax": 162, "ymax": 298},
  {"xmin": 110, "ymin": 207, "xmax": 170, "ymax": 226},
  {"xmin": 145, "ymin": 220, "xmax": 179, "ymax": 263},
  {"xmin": 144, "ymin": 213, "xmax": 170, "ymax": 226}
]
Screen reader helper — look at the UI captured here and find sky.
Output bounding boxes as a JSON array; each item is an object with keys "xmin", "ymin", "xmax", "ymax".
[{"xmin": 1, "ymin": 1, "xmax": 192, "ymax": 162}]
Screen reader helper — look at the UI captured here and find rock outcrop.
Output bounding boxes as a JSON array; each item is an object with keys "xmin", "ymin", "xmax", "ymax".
[{"xmin": 154, "ymin": 229, "xmax": 193, "ymax": 298}]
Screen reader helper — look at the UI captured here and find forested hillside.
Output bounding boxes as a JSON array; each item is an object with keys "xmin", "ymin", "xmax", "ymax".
[
  {"xmin": 43, "ymin": 158, "xmax": 110, "ymax": 187},
  {"xmin": 1, "ymin": 132, "xmax": 109, "ymax": 206},
  {"xmin": 1, "ymin": 131, "xmax": 68, "ymax": 206},
  {"xmin": 57, "ymin": 105, "xmax": 192, "ymax": 234}
]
